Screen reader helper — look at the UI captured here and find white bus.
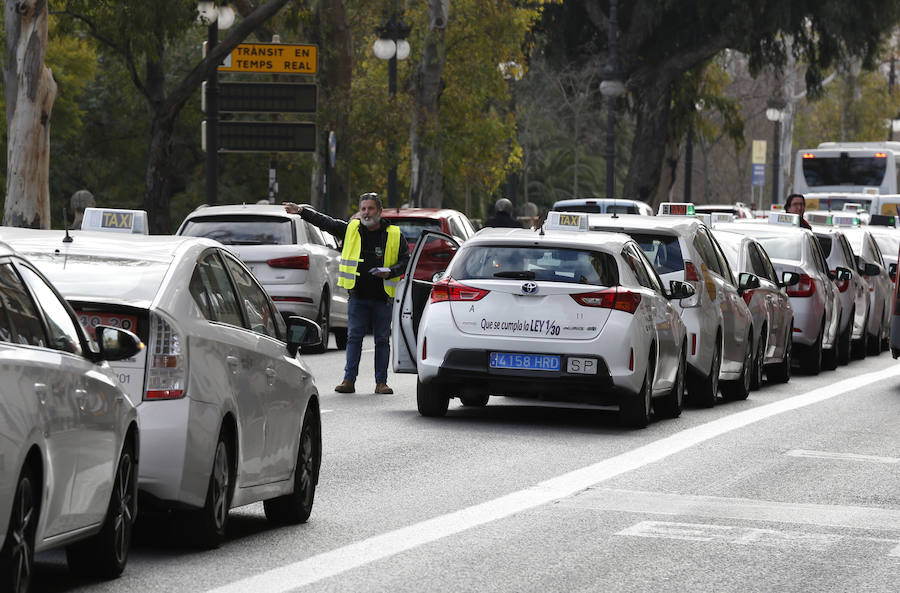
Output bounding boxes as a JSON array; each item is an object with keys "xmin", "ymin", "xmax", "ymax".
[{"xmin": 793, "ymin": 142, "xmax": 900, "ymax": 198}]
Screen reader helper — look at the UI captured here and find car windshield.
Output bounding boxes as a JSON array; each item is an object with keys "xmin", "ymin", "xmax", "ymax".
[
  {"xmin": 739, "ymin": 231, "xmax": 803, "ymax": 260},
  {"xmin": 180, "ymin": 215, "xmax": 293, "ymax": 245},
  {"xmin": 453, "ymin": 245, "xmax": 618, "ymax": 285},
  {"xmin": 20, "ymin": 252, "xmax": 168, "ymax": 302},
  {"xmin": 615, "ymin": 232, "xmax": 684, "ymax": 274},
  {"xmin": 383, "ymin": 218, "xmax": 442, "ymax": 244}
]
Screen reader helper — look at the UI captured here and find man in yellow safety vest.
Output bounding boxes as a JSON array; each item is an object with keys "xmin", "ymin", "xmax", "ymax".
[{"xmin": 284, "ymin": 193, "xmax": 410, "ymax": 394}]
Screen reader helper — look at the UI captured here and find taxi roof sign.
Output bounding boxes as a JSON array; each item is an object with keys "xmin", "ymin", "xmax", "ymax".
[
  {"xmin": 832, "ymin": 214, "xmax": 861, "ymax": 227},
  {"xmin": 804, "ymin": 212, "xmax": 833, "ymax": 226},
  {"xmin": 544, "ymin": 211, "xmax": 589, "ymax": 231},
  {"xmin": 695, "ymin": 213, "xmax": 712, "ymax": 226},
  {"xmin": 768, "ymin": 211, "xmax": 800, "ymax": 227},
  {"xmin": 658, "ymin": 202, "xmax": 695, "ymax": 216},
  {"xmin": 81, "ymin": 208, "xmax": 148, "ymax": 234},
  {"xmin": 710, "ymin": 212, "xmax": 735, "ymax": 225}
]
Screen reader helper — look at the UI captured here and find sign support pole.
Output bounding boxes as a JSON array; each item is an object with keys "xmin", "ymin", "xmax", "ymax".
[
  {"xmin": 268, "ymin": 157, "xmax": 278, "ymax": 203},
  {"xmin": 206, "ymin": 24, "xmax": 219, "ymax": 206}
]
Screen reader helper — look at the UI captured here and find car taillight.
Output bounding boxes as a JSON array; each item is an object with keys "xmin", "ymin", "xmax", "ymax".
[
  {"xmin": 145, "ymin": 313, "xmax": 187, "ymax": 400},
  {"xmin": 570, "ymin": 287, "xmax": 641, "ymax": 313},
  {"xmin": 430, "ymin": 278, "xmax": 489, "ymax": 303},
  {"xmin": 787, "ymin": 274, "xmax": 816, "ymax": 297},
  {"xmin": 742, "ymin": 289, "xmax": 754, "ymax": 305},
  {"xmin": 268, "ymin": 255, "xmax": 309, "ymax": 269},
  {"xmin": 683, "ymin": 260, "xmax": 700, "ymax": 282}
]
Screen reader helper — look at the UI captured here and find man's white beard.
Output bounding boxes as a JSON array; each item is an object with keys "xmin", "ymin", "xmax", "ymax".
[{"xmin": 362, "ymin": 215, "xmax": 381, "ymax": 229}]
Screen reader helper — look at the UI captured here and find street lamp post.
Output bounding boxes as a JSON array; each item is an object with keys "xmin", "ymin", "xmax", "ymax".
[
  {"xmin": 373, "ymin": 12, "xmax": 411, "ymax": 209},
  {"xmin": 766, "ymin": 100, "xmax": 785, "ymax": 207},
  {"xmin": 599, "ymin": 0, "xmax": 625, "ymax": 199},
  {"xmin": 197, "ymin": 1, "xmax": 235, "ymax": 206}
]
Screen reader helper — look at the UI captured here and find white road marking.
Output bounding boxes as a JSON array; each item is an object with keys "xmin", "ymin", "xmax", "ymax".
[
  {"xmin": 321, "ymin": 409, "xmax": 334, "ymax": 414},
  {"xmin": 204, "ymin": 364, "xmax": 900, "ymax": 593},
  {"xmin": 785, "ymin": 449, "xmax": 900, "ymax": 464},
  {"xmin": 617, "ymin": 520, "xmax": 900, "ymax": 557}
]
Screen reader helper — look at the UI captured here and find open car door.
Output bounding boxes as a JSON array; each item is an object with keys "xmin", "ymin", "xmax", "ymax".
[{"xmin": 392, "ymin": 230, "xmax": 460, "ymax": 373}]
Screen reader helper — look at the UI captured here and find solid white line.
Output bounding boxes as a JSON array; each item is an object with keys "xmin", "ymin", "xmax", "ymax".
[
  {"xmin": 785, "ymin": 449, "xmax": 900, "ymax": 464},
  {"xmin": 204, "ymin": 364, "xmax": 900, "ymax": 593}
]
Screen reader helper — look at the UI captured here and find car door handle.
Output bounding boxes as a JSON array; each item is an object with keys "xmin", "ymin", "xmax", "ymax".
[
  {"xmin": 34, "ymin": 383, "xmax": 47, "ymax": 405},
  {"xmin": 227, "ymin": 355, "xmax": 241, "ymax": 374}
]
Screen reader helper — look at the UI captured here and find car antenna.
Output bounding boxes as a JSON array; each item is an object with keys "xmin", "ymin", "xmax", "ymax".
[
  {"xmin": 62, "ymin": 208, "xmax": 73, "ymax": 243},
  {"xmin": 611, "ymin": 194, "xmax": 619, "ymax": 219}
]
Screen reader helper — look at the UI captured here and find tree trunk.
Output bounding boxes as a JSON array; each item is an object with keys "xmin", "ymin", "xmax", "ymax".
[
  {"xmin": 409, "ymin": 0, "xmax": 447, "ymax": 209},
  {"xmin": 144, "ymin": 112, "xmax": 177, "ymax": 234},
  {"xmin": 623, "ymin": 78, "xmax": 673, "ymax": 207},
  {"xmin": 310, "ymin": 0, "xmax": 353, "ymax": 217},
  {"xmin": 4, "ymin": 0, "xmax": 57, "ymax": 229}
]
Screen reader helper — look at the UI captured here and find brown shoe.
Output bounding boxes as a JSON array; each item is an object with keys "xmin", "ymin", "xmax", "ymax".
[
  {"xmin": 374, "ymin": 383, "xmax": 394, "ymax": 394},
  {"xmin": 334, "ymin": 380, "xmax": 355, "ymax": 393}
]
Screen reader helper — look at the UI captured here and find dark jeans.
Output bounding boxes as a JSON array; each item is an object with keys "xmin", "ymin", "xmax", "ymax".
[{"xmin": 345, "ymin": 296, "xmax": 392, "ymax": 384}]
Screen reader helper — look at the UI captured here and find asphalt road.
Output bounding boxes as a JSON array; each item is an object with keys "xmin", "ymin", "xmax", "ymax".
[{"xmin": 36, "ymin": 336, "xmax": 900, "ymax": 593}]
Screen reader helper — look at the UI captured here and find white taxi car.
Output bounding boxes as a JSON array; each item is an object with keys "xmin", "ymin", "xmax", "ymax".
[
  {"xmin": 590, "ymin": 207, "xmax": 755, "ymax": 406},
  {"xmin": 709, "ymin": 229, "xmax": 795, "ymax": 385},
  {"xmin": 177, "ymin": 203, "xmax": 349, "ymax": 352},
  {"xmin": 393, "ymin": 213, "xmax": 692, "ymax": 428},
  {"xmin": 837, "ymin": 223, "xmax": 892, "ymax": 353},
  {"xmin": 806, "ymin": 220, "xmax": 869, "ymax": 362},
  {"xmin": 0, "ymin": 228, "xmax": 323, "ymax": 549},
  {"xmin": 0, "ymin": 242, "xmax": 142, "ymax": 591},
  {"xmin": 717, "ymin": 213, "xmax": 841, "ymax": 375}
]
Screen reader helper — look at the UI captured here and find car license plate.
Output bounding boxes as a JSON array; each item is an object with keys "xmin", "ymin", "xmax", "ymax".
[
  {"xmin": 77, "ymin": 311, "xmax": 138, "ymax": 340},
  {"xmin": 566, "ymin": 357, "xmax": 598, "ymax": 375},
  {"xmin": 489, "ymin": 352, "xmax": 560, "ymax": 371}
]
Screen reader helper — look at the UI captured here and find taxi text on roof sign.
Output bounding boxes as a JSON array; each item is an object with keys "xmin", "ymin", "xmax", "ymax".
[
  {"xmin": 544, "ymin": 211, "xmax": 589, "ymax": 231},
  {"xmin": 218, "ymin": 43, "xmax": 317, "ymax": 75},
  {"xmin": 767, "ymin": 211, "xmax": 800, "ymax": 227},
  {"xmin": 81, "ymin": 208, "xmax": 148, "ymax": 234},
  {"xmin": 658, "ymin": 202, "xmax": 696, "ymax": 216}
]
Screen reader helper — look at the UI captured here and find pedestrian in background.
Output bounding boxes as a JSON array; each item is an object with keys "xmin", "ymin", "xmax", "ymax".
[
  {"xmin": 483, "ymin": 198, "xmax": 522, "ymax": 228},
  {"xmin": 284, "ymin": 193, "xmax": 410, "ymax": 394},
  {"xmin": 785, "ymin": 193, "xmax": 812, "ymax": 230}
]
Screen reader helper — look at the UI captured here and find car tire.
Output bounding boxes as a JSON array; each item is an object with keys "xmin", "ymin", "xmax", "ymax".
[
  {"xmin": 852, "ymin": 311, "xmax": 869, "ymax": 360},
  {"xmin": 837, "ymin": 310, "xmax": 853, "ymax": 366},
  {"xmin": 620, "ymin": 358, "xmax": 653, "ymax": 429},
  {"xmin": 749, "ymin": 328, "xmax": 766, "ymax": 391},
  {"xmin": 689, "ymin": 333, "xmax": 720, "ymax": 408},
  {"xmin": 868, "ymin": 320, "xmax": 883, "ymax": 356},
  {"xmin": 0, "ymin": 465, "xmax": 37, "ymax": 593},
  {"xmin": 67, "ymin": 439, "xmax": 137, "ymax": 579},
  {"xmin": 264, "ymin": 404, "xmax": 321, "ymax": 525},
  {"xmin": 459, "ymin": 394, "xmax": 490, "ymax": 407},
  {"xmin": 800, "ymin": 324, "xmax": 823, "ymax": 375},
  {"xmin": 654, "ymin": 344, "xmax": 685, "ymax": 419},
  {"xmin": 333, "ymin": 328, "xmax": 348, "ymax": 350},
  {"xmin": 306, "ymin": 294, "xmax": 330, "ymax": 354},
  {"xmin": 765, "ymin": 325, "xmax": 792, "ymax": 384},
  {"xmin": 191, "ymin": 433, "xmax": 233, "ymax": 549},
  {"xmin": 417, "ymin": 379, "xmax": 449, "ymax": 417},
  {"xmin": 722, "ymin": 331, "xmax": 752, "ymax": 401}
]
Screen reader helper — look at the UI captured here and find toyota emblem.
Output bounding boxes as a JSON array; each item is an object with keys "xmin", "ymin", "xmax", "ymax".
[{"xmin": 521, "ymin": 282, "xmax": 538, "ymax": 294}]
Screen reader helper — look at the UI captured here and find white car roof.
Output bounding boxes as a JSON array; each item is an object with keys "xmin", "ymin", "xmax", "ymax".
[
  {"xmin": 588, "ymin": 212, "xmax": 702, "ymax": 235},
  {"xmin": 469, "ymin": 227, "xmax": 635, "ymax": 251},
  {"xmin": 182, "ymin": 203, "xmax": 303, "ymax": 221}
]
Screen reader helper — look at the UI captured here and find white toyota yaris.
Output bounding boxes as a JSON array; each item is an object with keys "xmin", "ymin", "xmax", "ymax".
[{"xmin": 393, "ymin": 213, "xmax": 692, "ymax": 428}]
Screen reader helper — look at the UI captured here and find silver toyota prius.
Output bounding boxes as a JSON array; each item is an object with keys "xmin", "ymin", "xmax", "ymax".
[{"xmin": 0, "ymin": 228, "xmax": 324, "ymax": 549}]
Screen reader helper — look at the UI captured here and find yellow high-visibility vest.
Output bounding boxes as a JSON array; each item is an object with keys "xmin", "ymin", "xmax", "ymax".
[{"xmin": 338, "ymin": 219, "xmax": 403, "ymax": 297}]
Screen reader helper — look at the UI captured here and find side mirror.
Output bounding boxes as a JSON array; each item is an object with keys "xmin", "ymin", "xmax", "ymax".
[
  {"xmin": 860, "ymin": 262, "xmax": 881, "ymax": 277},
  {"xmin": 667, "ymin": 280, "xmax": 696, "ymax": 300},
  {"xmin": 95, "ymin": 325, "xmax": 143, "ymax": 362},
  {"xmin": 432, "ymin": 270, "xmax": 446, "ymax": 283},
  {"xmin": 835, "ymin": 266, "xmax": 852, "ymax": 282},
  {"xmin": 890, "ymin": 263, "xmax": 897, "ymax": 282},
  {"xmin": 738, "ymin": 272, "xmax": 761, "ymax": 293},
  {"xmin": 779, "ymin": 271, "xmax": 800, "ymax": 288},
  {"xmin": 286, "ymin": 316, "xmax": 323, "ymax": 356}
]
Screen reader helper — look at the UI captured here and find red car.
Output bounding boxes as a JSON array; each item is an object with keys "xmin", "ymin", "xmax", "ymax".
[{"xmin": 355, "ymin": 208, "xmax": 477, "ymax": 280}]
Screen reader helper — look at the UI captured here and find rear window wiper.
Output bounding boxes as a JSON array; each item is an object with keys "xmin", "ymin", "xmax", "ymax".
[{"xmin": 493, "ymin": 270, "xmax": 535, "ymax": 279}]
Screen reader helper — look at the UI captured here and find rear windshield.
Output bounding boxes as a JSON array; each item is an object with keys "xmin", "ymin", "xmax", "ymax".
[
  {"xmin": 180, "ymin": 215, "xmax": 293, "ymax": 245},
  {"xmin": 621, "ymin": 232, "xmax": 684, "ymax": 274},
  {"xmin": 801, "ymin": 156, "xmax": 887, "ymax": 188},
  {"xmin": 22, "ymin": 253, "xmax": 168, "ymax": 302},
  {"xmin": 453, "ymin": 245, "xmax": 618, "ymax": 286},
  {"xmin": 383, "ymin": 218, "xmax": 441, "ymax": 244},
  {"xmin": 740, "ymin": 231, "xmax": 803, "ymax": 260}
]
